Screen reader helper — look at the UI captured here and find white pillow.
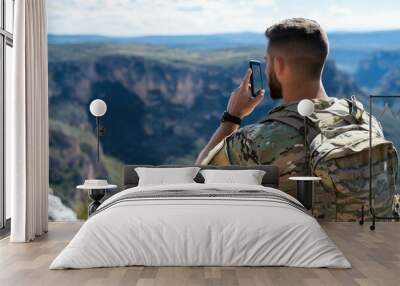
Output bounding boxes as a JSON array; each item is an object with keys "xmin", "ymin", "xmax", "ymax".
[
  {"xmin": 135, "ymin": 167, "xmax": 200, "ymax": 186},
  {"xmin": 200, "ymin": 169, "xmax": 266, "ymax": 185}
]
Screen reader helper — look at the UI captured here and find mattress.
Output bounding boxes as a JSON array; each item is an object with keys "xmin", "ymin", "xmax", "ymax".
[{"xmin": 50, "ymin": 183, "xmax": 351, "ymax": 269}]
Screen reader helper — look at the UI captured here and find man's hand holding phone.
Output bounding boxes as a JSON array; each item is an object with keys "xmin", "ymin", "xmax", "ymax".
[
  {"xmin": 227, "ymin": 68, "xmax": 265, "ymax": 119},
  {"xmin": 195, "ymin": 66, "xmax": 265, "ymax": 165}
]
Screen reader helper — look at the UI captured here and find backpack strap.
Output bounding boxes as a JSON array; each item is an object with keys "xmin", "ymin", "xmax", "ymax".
[
  {"xmin": 262, "ymin": 96, "xmax": 365, "ymax": 144},
  {"xmin": 261, "ymin": 103, "xmax": 320, "ymax": 144},
  {"xmin": 342, "ymin": 95, "xmax": 364, "ymax": 123}
]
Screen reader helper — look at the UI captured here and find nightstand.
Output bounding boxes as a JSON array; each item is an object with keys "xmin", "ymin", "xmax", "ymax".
[
  {"xmin": 289, "ymin": 176, "xmax": 321, "ymax": 211},
  {"xmin": 77, "ymin": 180, "xmax": 117, "ymax": 216}
]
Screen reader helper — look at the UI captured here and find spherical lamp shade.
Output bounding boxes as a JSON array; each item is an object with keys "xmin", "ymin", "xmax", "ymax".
[
  {"xmin": 297, "ymin": 99, "xmax": 314, "ymax": 117},
  {"xmin": 89, "ymin": 99, "xmax": 107, "ymax": 117}
]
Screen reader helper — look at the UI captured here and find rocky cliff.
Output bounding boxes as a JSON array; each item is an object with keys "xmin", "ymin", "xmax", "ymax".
[{"xmin": 48, "ymin": 43, "xmax": 363, "ymax": 219}]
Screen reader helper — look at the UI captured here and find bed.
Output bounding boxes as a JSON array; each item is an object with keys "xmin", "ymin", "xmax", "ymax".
[{"xmin": 50, "ymin": 165, "xmax": 350, "ymax": 269}]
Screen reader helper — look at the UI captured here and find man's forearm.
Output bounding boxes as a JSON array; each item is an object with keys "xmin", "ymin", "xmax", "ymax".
[
  {"xmin": 195, "ymin": 122, "xmax": 239, "ymax": 165},
  {"xmin": 195, "ymin": 68, "xmax": 264, "ymax": 165}
]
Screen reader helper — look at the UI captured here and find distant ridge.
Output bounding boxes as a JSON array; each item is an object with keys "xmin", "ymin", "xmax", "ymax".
[
  {"xmin": 48, "ymin": 34, "xmax": 111, "ymax": 43},
  {"xmin": 48, "ymin": 32, "xmax": 264, "ymax": 50},
  {"xmin": 49, "ymin": 30, "xmax": 400, "ymax": 51},
  {"xmin": 48, "ymin": 30, "xmax": 400, "ymax": 73}
]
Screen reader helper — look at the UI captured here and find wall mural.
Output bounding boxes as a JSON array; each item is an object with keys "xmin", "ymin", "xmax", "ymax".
[{"xmin": 47, "ymin": 1, "xmax": 400, "ymax": 220}]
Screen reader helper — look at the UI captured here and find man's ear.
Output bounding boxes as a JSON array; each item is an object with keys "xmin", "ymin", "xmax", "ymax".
[{"xmin": 274, "ymin": 56, "xmax": 285, "ymax": 77}]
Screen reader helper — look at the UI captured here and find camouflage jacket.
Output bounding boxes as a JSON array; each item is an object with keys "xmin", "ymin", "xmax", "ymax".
[
  {"xmin": 203, "ymin": 105, "xmax": 307, "ymax": 199},
  {"xmin": 202, "ymin": 97, "xmax": 398, "ymax": 221}
]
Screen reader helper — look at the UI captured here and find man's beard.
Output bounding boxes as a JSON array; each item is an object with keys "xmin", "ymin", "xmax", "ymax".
[{"xmin": 268, "ymin": 69, "xmax": 283, "ymax": 100}]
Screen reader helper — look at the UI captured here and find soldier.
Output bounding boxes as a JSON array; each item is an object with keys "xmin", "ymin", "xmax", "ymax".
[{"xmin": 195, "ymin": 18, "xmax": 398, "ymax": 221}]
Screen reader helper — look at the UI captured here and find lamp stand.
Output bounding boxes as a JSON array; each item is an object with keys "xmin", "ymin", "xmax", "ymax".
[
  {"xmin": 95, "ymin": 117, "xmax": 106, "ymax": 162},
  {"xmin": 96, "ymin": 117, "xmax": 100, "ymax": 162},
  {"xmin": 304, "ymin": 116, "xmax": 310, "ymax": 176}
]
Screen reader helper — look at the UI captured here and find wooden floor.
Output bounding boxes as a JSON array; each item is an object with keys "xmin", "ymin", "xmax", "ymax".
[{"xmin": 0, "ymin": 222, "xmax": 399, "ymax": 286}]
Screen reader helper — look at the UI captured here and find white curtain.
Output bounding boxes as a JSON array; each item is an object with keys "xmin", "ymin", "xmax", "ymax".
[{"xmin": 7, "ymin": 0, "xmax": 49, "ymax": 242}]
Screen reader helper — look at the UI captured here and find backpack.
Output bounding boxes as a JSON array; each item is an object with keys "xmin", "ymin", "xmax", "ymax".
[{"xmin": 264, "ymin": 96, "xmax": 398, "ymax": 221}]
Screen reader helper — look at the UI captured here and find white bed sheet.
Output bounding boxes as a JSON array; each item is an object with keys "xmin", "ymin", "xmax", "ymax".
[{"xmin": 50, "ymin": 183, "xmax": 350, "ymax": 269}]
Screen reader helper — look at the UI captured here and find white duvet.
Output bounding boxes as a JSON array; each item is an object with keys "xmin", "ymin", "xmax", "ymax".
[{"xmin": 50, "ymin": 183, "xmax": 351, "ymax": 269}]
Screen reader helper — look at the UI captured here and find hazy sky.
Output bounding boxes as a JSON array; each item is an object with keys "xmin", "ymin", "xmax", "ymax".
[{"xmin": 48, "ymin": 0, "xmax": 400, "ymax": 36}]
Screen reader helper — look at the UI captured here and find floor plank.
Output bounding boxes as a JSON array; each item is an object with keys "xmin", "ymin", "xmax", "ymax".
[{"xmin": 0, "ymin": 222, "xmax": 399, "ymax": 286}]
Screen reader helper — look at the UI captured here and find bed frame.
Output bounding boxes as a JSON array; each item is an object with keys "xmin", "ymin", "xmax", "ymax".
[{"xmin": 123, "ymin": 165, "xmax": 280, "ymax": 190}]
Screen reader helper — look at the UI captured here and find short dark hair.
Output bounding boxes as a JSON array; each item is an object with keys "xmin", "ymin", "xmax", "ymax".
[{"xmin": 265, "ymin": 18, "xmax": 329, "ymax": 79}]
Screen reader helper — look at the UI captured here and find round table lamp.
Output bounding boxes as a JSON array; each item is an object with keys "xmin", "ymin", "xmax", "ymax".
[
  {"xmin": 297, "ymin": 99, "xmax": 314, "ymax": 117},
  {"xmin": 89, "ymin": 99, "xmax": 107, "ymax": 161},
  {"xmin": 297, "ymin": 99, "xmax": 315, "ymax": 176},
  {"xmin": 90, "ymin": 99, "xmax": 107, "ymax": 117}
]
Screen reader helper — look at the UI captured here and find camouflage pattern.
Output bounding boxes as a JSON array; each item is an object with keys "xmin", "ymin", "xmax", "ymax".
[
  {"xmin": 393, "ymin": 194, "xmax": 400, "ymax": 217},
  {"xmin": 204, "ymin": 97, "xmax": 398, "ymax": 221},
  {"xmin": 308, "ymin": 98, "xmax": 398, "ymax": 221},
  {"xmin": 224, "ymin": 120, "xmax": 306, "ymax": 199}
]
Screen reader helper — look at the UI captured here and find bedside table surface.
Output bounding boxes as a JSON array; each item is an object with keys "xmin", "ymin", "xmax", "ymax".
[{"xmin": 289, "ymin": 176, "xmax": 321, "ymax": 181}]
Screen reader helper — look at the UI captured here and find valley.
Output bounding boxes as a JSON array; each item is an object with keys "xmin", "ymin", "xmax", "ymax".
[{"xmin": 48, "ymin": 32, "xmax": 400, "ymax": 219}]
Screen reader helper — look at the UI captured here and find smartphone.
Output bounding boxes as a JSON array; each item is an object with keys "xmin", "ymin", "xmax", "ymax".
[{"xmin": 249, "ymin": 60, "xmax": 264, "ymax": 97}]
